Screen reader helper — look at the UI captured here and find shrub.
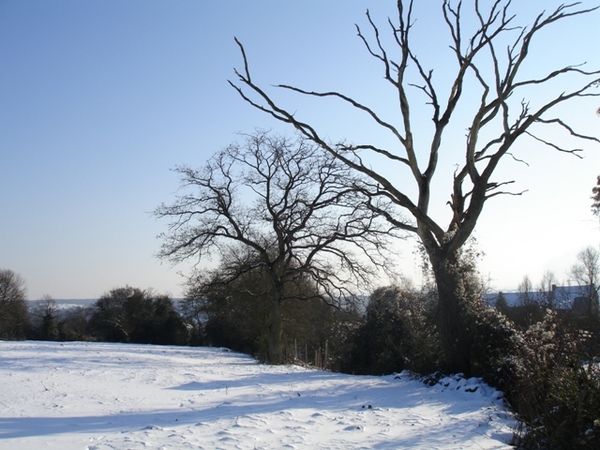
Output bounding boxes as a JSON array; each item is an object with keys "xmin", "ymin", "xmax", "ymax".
[
  {"xmin": 340, "ymin": 285, "xmax": 441, "ymax": 375},
  {"xmin": 183, "ymin": 263, "xmax": 349, "ymax": 365},
  {"xmin": 504, "ymin": 311, "xmax": 600, "ymax": 449},
  {"xmin": 89, "ymin": 287, "xmax": 187, "ymax": 345},
  {"xmin": 58, "ymin": 306, "xmax": 94, "ymax": 341},
  {"xmin": 29, "ymin": 296, "xmax": 59, "ymax": 340}
]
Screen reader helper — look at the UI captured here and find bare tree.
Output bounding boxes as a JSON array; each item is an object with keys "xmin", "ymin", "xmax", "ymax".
[
  {"xmin": 229, "ymin": 1, "xmax": 600, "ymax": 373},
  {"xmin": 0, "ymin": 268, "xmax": 29, "ymax": 339},
  {"xmin": 570, "ymin": 246, "xmax": 600, "ymax": 300},
  {"xmin": 538, "ymin": 270, "xmax": 558, "ymax": 308},
  {"xmin": 518, "ymin": 275, "xmax": 534, "ymax": 306},
  {"xmin": 155, "ymin": 131, "xmax": 394, "ymax": 363}
]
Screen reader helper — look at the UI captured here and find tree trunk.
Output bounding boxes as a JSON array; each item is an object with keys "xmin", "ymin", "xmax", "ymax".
[
  {"xmin": 429, "ymin": 251, "xmax": 473, "ymax": 375},
  {"xmin": 267, "ymin": 296, "xmax": 283, "ymax": 364}
]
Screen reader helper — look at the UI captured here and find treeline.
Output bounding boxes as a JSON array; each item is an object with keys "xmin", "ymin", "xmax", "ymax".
[
  {"xmin": 2, "ymin": 264, "xmax": 600, "ymax": 447},
  {"xmin": 0, "ymin": 278, "xmax": 190, "ymax": 345},
  {"xmin": 0, "ymin": 268, "xmax": 442, "ymax": 374},
  {"xmin": 1, "ymin": 267, "xmax": 438, "ymax": 373}
]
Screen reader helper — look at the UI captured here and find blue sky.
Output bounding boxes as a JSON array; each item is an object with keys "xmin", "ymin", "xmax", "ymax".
[{"xmin": 1, "ymin": 0, "xmax": 599, "ymax": 299}]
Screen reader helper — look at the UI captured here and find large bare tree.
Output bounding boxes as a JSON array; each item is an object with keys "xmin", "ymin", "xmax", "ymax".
[
  {"xmin": 155, "ymin": 131, "xmax": 394, "ymax": 363},
  {"xmin": 229, "ymin": 1, "xmax": 600, "ymax": 373}
]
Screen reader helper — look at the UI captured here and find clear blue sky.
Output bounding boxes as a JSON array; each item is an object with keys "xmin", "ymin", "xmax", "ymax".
[{"xmin": 1, "ymin": 0, "xmax": 599, "ymax": 299}]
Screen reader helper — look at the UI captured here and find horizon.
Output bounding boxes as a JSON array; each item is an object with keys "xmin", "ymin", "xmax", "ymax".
[{"xmin": 2, "ymin": 0, "xmax": 599, "ymax": 299}]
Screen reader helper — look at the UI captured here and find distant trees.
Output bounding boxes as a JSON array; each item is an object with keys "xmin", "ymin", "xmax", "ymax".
[
  {"xmin": 88, "ymin": 286, "xmax": 187, "ymax": 345},
  {"xmin": 0, "ymin": 269, "xmax": 29, "ymax": 339},
  {"xmin": 505, "ymin": 275, "xmax": 544, "ymax": 328},
  {"xmin": 538, "ymin": 270, "xmax": 558, "ymax": 308},
  {"xmin": 231, "ymin": 0, "xmax": 600, "ymax": 374},
  {"xmin": 570, "ymin": 246, "xmax": 600, "ymax": 301},
  {"xmin": 28, "ymin": 295, "xmax": 93, "ymax": 341},
  {"xmin": 569, "ymin": 246, "xmax": 600, "ymax": 351},
  {"xmin": 517, "ymin": 275, "xmax": 535, "ymax": 306},
  {"xmin": 30, "ymin": 295, "xmax": 59, "ymax": 340},
  {"xmin": 56, "ymin": 306, "xmax": 93, "ymax": 341},
  {"xmin": 155, "ymin": 131, "xmax": 394, "ymax": 363},
  {"xmin": 495, "ymin": 292, "xmax": 508, "ymax": 312}
]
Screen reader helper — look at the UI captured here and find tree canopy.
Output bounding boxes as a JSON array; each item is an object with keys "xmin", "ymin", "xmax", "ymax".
[{"xmin": 155, "ymin": 131, "xmax": 395, "ymax": 362}]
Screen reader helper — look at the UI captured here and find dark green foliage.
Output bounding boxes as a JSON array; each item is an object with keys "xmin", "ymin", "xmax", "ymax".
[
  {"xmin": 592, "ymin": 175, "xmax": 600, "ymax": 216},
  {"xmin": 454, "ymin": 295, "xmax": 600, "ymax": 448},
  {"xmin": 29, "ymin": 298, "xmax": 95, "ymax": 342},
  {"xmin": 374, "ymin": 248, "xmax": 600, "ymax": 447},
  {"xmin": 41, "ymin": 312, "xmax": 58, "ymax": 340},
  {"xmin": 314, "ymin": 305, "xmax": 363, "ymax": 371},
  {"xmin": 202, "ymin": 287, "xmax": 269, "ymax": 357},
  {"xmin": 0, "ymin": 269, "xmax": 30, "ymax": 340},
  {"xmin": 177, "ymin": 296, "xmax": 205, "ymax": 346},
  {"xmin": 446, "ymin": 274, "xmax": 600, "ymax": 448},
  {"xmin": 89, "ymin": 286, "xmax": 187, "ymax": 345},
  {"xmin": 185, "ymin": 269, "xmax": 272, "ymax": 357},
  {"xmin": 467, "ymin": 307, "xmax": 520, "ymax": 390},
  {"xmin": 280, "ymin": 296, "xmax": 343, "ymax": 367},
  {"xmin": 183, "ymin": 267, "xmax": 343, "ymax": 365},
  {"xmin": 501, "ymin": 303, "xmax": 546, "ymax": 330},
  {"xmin": 29, "ymin": 296, "xmax": 59, "ymax": 340},
  {"xmin": 499, "ymin": 311, "xmax": 600, "ymax": 449},
  {"xmin": 340, "ymin": 285, "xmax": 441, "ymax": 375},
  {"xmin": 495, "ymin": 292, "xmax": 509, "ymax": 312},
  {"xmin": 57, "ymin": 307, "xmax": 94, "ymax": 341},
  {"xmin": 421, "ymin": 240, "xmax": 491, "ymax": 375}
]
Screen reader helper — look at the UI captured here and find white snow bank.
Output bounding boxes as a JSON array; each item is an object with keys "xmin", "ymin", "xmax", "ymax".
[{"xmin": 0, "ymin": 341, "xmax": 516, "ymax": 449}]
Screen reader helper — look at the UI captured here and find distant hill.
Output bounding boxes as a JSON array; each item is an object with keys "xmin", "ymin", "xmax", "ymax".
[
  {"xmin": 27, "ymin": 298, "xmax": 96, "ymax": 309},
  {"xmin": 27, "ymin": 298, "xmax": 185, "ymax": 310}
]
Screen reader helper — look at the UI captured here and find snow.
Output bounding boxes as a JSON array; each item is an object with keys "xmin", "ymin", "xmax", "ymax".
[
  {"xmin": 0, "ymin": 341, "xmax": 516, "ymax": 449},
  {"xmin": 28, "ymin": 299, "xmax": 96, "ymax": 310}
]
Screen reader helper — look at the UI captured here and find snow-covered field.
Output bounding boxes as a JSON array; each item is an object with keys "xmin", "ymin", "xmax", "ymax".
[{"xmin": 0, "ymin": 341, "xmax": 515, "ymax": 449}]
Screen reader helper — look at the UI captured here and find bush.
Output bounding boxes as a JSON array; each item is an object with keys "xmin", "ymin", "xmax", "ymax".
[
  {"xmin": 502, "ymin": 311, "xmax": 600, "ymax": 449},
  {"xmin": 57, "ymin": 306, "xmax": 94, "ymax": 341},
  {"xmin": 185, "ymin": 275, "xmax": 271, "ymax": 356},
  {"xmin": 456, "ymin": 302, "xmax": 600, "ymax": 448},
  {"xmin": 460, "ymin": 304, "xmax": 521, "ymax": 390},
  {"xmin": 88, "ymin": 287, "xmax": 188, "ymax": 345},
  {"xmin": 29, "ymin": 296, "xmax": 59, "ymax": 340},
  {"xmin": 340, "ymin": 285, "xmax": 441, "ymax": 375},
  {"xmin": 184, "ymin": 279, "xmax": 344, "ymax": 365}
]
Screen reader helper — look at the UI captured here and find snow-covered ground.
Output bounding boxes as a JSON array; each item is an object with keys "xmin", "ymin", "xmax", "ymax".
[{"xmin": 0, "ymin": 341, "xmax": 516, "ymax": 449}]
